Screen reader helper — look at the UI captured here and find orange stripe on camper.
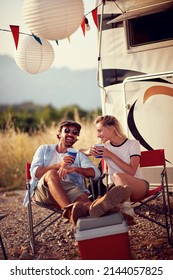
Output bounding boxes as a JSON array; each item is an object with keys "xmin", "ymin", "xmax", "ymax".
[{"xmin": 143, "ymin": 85, "xmax": 173, "ymax": 103}]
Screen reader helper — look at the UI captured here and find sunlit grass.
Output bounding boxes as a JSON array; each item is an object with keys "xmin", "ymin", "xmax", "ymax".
[{"xmin": 0, "ymin": 120, "xmax": 99, "ymax": 191}]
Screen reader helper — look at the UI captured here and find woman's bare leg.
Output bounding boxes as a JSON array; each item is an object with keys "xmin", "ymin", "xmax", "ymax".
[{"xmin": 113, "ymin": 172, "xmax": 148, "ymax": 201}]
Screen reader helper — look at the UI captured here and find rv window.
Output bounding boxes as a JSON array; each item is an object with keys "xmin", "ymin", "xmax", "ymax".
[{"xmin": 126, "ymin": 7, "xmax": 173, "ymax": 52}]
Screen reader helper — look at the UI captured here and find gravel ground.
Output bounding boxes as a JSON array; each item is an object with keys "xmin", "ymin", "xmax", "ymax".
[{"xmin": 0, "ymin": 190, "xmax": 173, "ymax": 260}]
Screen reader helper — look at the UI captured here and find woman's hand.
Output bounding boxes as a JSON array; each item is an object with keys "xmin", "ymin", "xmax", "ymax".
[
  {"xmin": 80, "ymin": 147, "xmax": 98, "ymax": 156},
  {"xmin": 101, "ymin": 147, "xmax": 111, "ymax": 157},
  {"xmin": 88, "ymin": 146, "xmax": 100, "ymax": 157},
  {"xmin": 80, "ymin": 146, "xmax": 104, "ymax": 157}
]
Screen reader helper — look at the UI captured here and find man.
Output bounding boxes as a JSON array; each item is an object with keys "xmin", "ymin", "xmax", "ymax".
[
  {"xmin": 24, "ymin": 119, "xmax": 131, "ymax": 225},
  {"xmin": 23, "ymin": 120, "xmax": 101, "ymax": 225}
]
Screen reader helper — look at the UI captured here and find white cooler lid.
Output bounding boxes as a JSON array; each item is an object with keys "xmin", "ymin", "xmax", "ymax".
[
  {"xmin": 75, "ymin": 213, "xmax": 128, "ymax": 241},
  {"xmin": 76, "ymin": 212, "xmax": 124, "ymax": 231}
]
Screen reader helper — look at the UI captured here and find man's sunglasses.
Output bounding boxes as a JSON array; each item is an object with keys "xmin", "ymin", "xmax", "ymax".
[{"xmin": 64, "ymin": 127, "xmax": 79, "ymax": 136}]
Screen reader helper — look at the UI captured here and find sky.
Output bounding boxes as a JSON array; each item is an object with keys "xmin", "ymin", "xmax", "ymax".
[{"xmin": 0, "ymin": 0, "xmax": 99, "ymax": 70}]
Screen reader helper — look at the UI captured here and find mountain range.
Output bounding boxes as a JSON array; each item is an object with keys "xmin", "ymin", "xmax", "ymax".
[{"xmin": 0, "ymin": 55, "xmax": 101, "ymax": 110}]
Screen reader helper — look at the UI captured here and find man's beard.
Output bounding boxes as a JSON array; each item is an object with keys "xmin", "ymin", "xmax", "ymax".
[{"xmin": 64, "ymin": 136, "xmax": 76, "ymax": 147}]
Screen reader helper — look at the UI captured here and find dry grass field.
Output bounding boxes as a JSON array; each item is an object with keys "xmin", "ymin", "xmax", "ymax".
[{"xmin": 0, "ymin": 119, "xmax": 98, "ymax": 191}]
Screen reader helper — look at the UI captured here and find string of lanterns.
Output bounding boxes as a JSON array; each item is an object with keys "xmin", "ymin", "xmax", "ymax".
[{"xmin": 0, "ymin": 0, "xmax": 101, "ymax": 74}]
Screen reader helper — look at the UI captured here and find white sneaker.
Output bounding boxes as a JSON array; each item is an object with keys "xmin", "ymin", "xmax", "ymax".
[
  {"xmin": 121, "ymin": 201, "xmax": 136, "ymax": 225},
  {"xmin": 121, "ymin": 201, "xmax": 135, "ymax": 217}
]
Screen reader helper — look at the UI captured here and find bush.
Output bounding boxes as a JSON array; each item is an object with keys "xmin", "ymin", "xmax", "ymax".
[{"xmin": 0, "ymin": 103, "xmax": 102, "ymax": 132}]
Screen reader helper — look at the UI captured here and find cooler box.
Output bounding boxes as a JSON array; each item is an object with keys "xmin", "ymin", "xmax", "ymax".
[{"xmin": 75, "ymin": 212, "xmax": 132, "ymax": 260}]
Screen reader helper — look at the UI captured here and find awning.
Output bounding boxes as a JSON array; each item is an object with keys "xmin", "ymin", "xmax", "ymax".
[{"xmin": 107, "ymin": 0, "xmax": 173, "ymax": 23}]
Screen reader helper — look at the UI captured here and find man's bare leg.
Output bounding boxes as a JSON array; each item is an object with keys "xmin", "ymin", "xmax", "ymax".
[
  {"xmin": 44, "ymin": 170, "xmax": 91, "ymax": 225},
  {"xmin": 44, "ymin": 170, "xmax": 71, "ymax": 208}
]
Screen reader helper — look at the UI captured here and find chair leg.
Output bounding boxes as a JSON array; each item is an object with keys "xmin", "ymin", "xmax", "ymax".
[
  {"xmin": 0, "ymin": 234, "xmax": 7, "ymax": 260},
  {"xmin": 165, "ymin": 197, "xmax": 173, "ymax": 246},
  {"xmin": 166, "ymin": 201, "xmax": 173, "ymax": 245},
  {"xmin": 28, "ymin": 201, "xmax": 35, "ymax": 255},
  {"xmin": 89, "ymin": 178, "xmax": 96, "ymax": 201},
  {"xmin": 162, "ymin": 172, "xmax": 173, "ymax": 246},
  {"xmin": 27, "ymin": 183, "xmax": 35, "ymax": 255}
]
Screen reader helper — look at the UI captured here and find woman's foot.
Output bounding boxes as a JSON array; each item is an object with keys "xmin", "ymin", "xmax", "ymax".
[
  {"xmin": 89, "ymin": 185, "xmax": 131, "ymax": 218},
  {"xmin": 121, "ymin": 201, "xmax": 136, "ymax": 225}
]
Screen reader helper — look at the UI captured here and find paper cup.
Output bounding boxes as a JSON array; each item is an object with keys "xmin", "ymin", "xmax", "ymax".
[
  {"xmin": 94, "ymin": 144, "xmax": 104, "ymax": 158},
  {"xmin": 67, "ymin": 148, "xmax": 78, "ymax": 159}
]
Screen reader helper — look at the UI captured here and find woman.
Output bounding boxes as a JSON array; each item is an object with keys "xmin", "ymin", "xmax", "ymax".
[
  {"xmin": 81, "ymin": 115, "xmax": 149, "ymax": 222},
  {"xmin": 94, "ymin": 115, "xmax": 149, "ymax": 200}
]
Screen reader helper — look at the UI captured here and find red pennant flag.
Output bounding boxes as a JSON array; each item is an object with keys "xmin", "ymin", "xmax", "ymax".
[
  {"xmin": 92, "ymin": 8, "xmax": 98, "ymax": 28},
  {"xmin": 10, "ymin": 25, "xmax": 19, "ymax": 49},
  {"xmin": 81, "ymin": 17, "xmax": 85, "ymax": 36}
]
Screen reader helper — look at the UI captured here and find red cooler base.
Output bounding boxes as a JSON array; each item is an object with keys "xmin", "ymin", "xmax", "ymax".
[
  {"xmin": 75, "ymin": 213, "xmax": 132, "ymax": 260},
  {"xmin": 78, "ymin": 232, "xmax": 132, "ymax": 260}
]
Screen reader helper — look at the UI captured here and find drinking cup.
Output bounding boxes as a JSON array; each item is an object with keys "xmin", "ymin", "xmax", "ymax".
[
  {"xmin": 94, "ymin": 144, "xmax": 104, "ymax": 158},
  {"xmin": 67, "ymin": 148, "xmax": 78, "ymax": 159}
]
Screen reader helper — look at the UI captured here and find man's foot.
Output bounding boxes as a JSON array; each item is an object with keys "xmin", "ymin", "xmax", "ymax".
[
  {"xmin": 63, "ymin": 202, "xmax": 89, "ymax": 226},
  {"xmin": 89, "ymin": 185, "xmax": 131, "ymax": 218}
]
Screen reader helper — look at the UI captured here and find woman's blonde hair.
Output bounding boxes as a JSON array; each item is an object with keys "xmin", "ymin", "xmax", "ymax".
[{"xmin": 94, "ymin": 115, "xmax": 127, "ymax": 139}]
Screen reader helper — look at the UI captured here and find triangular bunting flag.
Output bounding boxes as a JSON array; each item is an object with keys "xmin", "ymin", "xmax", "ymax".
[
  {"xmin": 55, "ymin": 40, "xmax": 59, "ymax": 46},
  {"xmin": 92, "ymin": 8, "xmax": 98, "ymax": 28},
  {"xmin": 9, "ymin": 25, "xmax": 19, "ymax": 49},
  {"xmin": 81, "ymin": 17, "xmax": 86, "ymax": 36},
  {"xmin": 32, "ymin": 33, "xmax": 42, "ymax": 45},
  {"xmin": 67, "ymin": 37, "xmax": 70, "ymax": 43}
]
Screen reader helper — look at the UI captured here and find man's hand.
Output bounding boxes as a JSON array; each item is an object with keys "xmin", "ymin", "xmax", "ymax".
[
  {"xmin": 60, "ymin": 155, "xmax": 75, "ymax": 168},
  {"xmin": 58, "ymin": 166, "xmax": 75, "ymax": 180}
]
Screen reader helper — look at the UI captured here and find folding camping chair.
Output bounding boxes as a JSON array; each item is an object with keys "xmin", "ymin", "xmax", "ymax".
[
  {"xmin": 132, "ymin": 149, "xmax": 173, "ymax": 246},
  {"xmin": 97, "ymin": 149, "xmax": 173, "ymax": 246},
  {"xmin": 25, "ymin": 162, "xmax": 96, "ymax": 255},
  {"xmin": 25, "ymin": 162, "xmax": 63, "ymax": 255}
]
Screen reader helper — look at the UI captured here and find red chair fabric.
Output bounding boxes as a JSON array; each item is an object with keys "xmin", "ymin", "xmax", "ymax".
[
  {"xmin": 25, "ymin": 162, "xmax": 31, "ymax": 180},
  {"xmin": 134, "ymin": 149, "xmax": 173, "ymax": 246},
  {"xmin": 99, "ymin": 149, "xmax": 173, "ymax": 246}
]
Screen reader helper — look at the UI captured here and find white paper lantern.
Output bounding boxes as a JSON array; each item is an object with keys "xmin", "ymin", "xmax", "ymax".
[
  {"xmin": 14, "ymin": 36, "xmax": 55, "ymax": 74},
  {"xmin": 23, "ymin": 0, "xmax": 84, "ymax": 40}
]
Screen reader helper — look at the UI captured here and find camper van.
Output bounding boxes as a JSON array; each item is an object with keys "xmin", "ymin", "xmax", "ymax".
[{"xmin": 96, "ymin": 0, "xmax": 173, "ymax": 186}]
